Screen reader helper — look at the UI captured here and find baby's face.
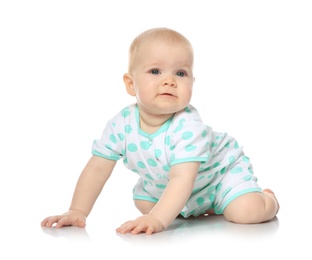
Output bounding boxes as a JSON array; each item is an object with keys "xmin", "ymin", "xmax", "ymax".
[{"xmin": 129, "ymin": 39, "xmax": 194, "ymax": 117}]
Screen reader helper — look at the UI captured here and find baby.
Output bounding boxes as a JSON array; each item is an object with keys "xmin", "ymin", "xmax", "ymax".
[{"xmin": 41, "ymin": 27, "xmax": 279, "ymax": 234}]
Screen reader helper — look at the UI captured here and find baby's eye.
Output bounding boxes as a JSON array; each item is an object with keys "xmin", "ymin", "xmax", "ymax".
[
  {"xmin": 176, "ymin": 71, "xmax": 186, "ymax": 77},
  {"xmin": 150, "ymin": 69, "xmax": 160, "ymax": 75}
]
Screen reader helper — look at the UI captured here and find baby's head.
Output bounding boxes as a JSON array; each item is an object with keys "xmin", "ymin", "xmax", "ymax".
[
  {"xmin": 124, "ymin": 27, "xmax": 195, "ymax": 118},
  {"xmin": 127, "ymin": 27, "xmax": 194, "ymax": 73}
]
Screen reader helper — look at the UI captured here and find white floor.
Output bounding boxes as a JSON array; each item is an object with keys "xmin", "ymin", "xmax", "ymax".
[
  {"xmin": 3, "ymin": 191, "xmax": 311, "ymax": 260},
  {"xmin": 1, "ymin": 1, "xmax": 311, "ymax": 259},
  {"xmin": 2, "ymin": 161, "xmax": 311, "ymax": 260}
]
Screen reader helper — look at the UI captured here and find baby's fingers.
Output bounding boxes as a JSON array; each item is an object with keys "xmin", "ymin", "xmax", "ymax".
[
  {"xmin": 131, "ymin": 223, "xmax": 155, "ymax": 235},
  {"xmin": 41, "ymin": 216, "xmax": 64, "ymax": 228},
  {"xmin": 116, "ymin": 221, "xmax": 137, "ymax": 234},
  {"xmin": 55, "ymin": 216, "xmax": 86, "ymax": 228},
  {"xmin": 41, "ymin": 215, "xmax": 86, "ymax": 228},
  {"xmin": 40, "ymin": 217, "xmax": 51, "ymax": 227},
  {"xmin": 116, "ymin": 221, "xmax": 156, "ymax": 235}
]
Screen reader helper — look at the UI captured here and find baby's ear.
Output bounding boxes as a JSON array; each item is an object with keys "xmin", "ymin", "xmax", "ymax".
[{"xmin": 123, "ymin": 73, "xmax": 136, "ymax": 96}]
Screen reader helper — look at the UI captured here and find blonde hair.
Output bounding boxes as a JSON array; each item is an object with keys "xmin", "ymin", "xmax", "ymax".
[{"xmin": 128, "ymin": 27, "xmax": 194, "ymax": 73}]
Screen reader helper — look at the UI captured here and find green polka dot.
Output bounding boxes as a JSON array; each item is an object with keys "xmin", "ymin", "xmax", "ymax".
[
  {"xmin": 105, "ymin": 144, "xmax": 112, "ymax": 150},
  {"xmin": 243, "ymin": 175, "xmax": 252, "ymax": 181},
  {"xmin": 165, "ymin": 136, "xmax": 171, "ymax": 145},
  {"xmin": 213, "ymin": 162, "xmax": 220, "ymax": 168},
  {"xmin": 182, "ymin": 131, "xmax": 193, "ymax": 140},
  {"xmin": 248, "ymin": 167, "xmax": 253, "ymax": 174},
  {"xmin": 109, "ymin": 134, "xmax": 117, "ymax": 143},
  {"xmin": 204, "ymin": 166, "xmax": 211, "ymax": 171},
  {"xmin": 180, "ymin": 212, "xmax": 187, "ymax": 217},
  {"xmin": 196, "ymin": 197, "xmax": 205, "ymax": 206},
  {"xmin": 234, "ymin": 141, "xmax": 239, "ymax": 149},
  {"xmin": 220, "ymin": 167, "xmax": 227, "ymax": 174},
  {"xmin": 230, "ymin": 167, "xmax": 243, "ymax": 174},
  {"xmin": 216, "ymin": 183, "xmax": 222, "ymax": 192},
  {"xmin": 121, "ymin": 107, "xmax": 131, "ymax": 118},
  {"xmin": 211, "ymin": 142, "xmax": 218, "ymax": 147},
  {"xmin": 156, "ymin": 173, "xmax": 164, "ymax": 179},
  {"xmin": 156, "ymin": 184, "xmax": 166, "ymax": 189},
  {"xmin": 112, "ymin": 122, "xmax": 116, "ymax": 127},
  {"xmin": 192, "ymin": 187, "xmax": 201, "ymax": 193},
  {"xmin": 229, "ymin": 156, "xmax": 235, "ymax": 163},
  {"xmin": 173, "ymin": 124, "xmax": 183, "ymax": 133},
  {"xmin": 145, "ymin": 174, "xmax": 154, "ymax": 180},
  {"xmin": 118, "ymin": 133, "xmax": 124, "ymax": 141},
  {"xmin": 140, "ymin": 141, "xmax": 151, "ymax": 150},
  {"xmin": 209, "ymin": 193, "xmax": 215, "ymax": 202},
  {"xmin": 207, "ymin": 186, "xmax": 215, "ymax": 193},
  {"xmin": 147, "ymin": 158, "xmax": 157, "ymax": 167},
  {"xmin": 173, "ymin": 119, "xmax": 185, "ymax": 133},
  {"xmin": 185, "ymin": 144, "xmax": 196, "ymax": 152},
  {"xmin": 128, "ymin": 143, "xmax": 137, "ymax": 152},
  {"xmin": 196, "ymin": 175, "xmax": 205, "ymax": 182},
  {"xmin": 225, "ymin": 141, "xmax": 230, "ymax": 148},
  {"xmin": 184, "ymin": 107, "xmax": 192, "ymax": 113},
  {"xmin": 170, "ymin": 145, "xmax": 176, "ymax": 150},
  {"xmin": 163, "ymin": 165, "xmax": 170, "ymax": 171},
  {"xmin": 154, "ymin": 149, "xmax": 162, "ymax": 158},
  {"xmin": 125, "ymin": 125, "xmax": 132, "ymax": 134},
  {"xmin": 243, "ymin": 156, "xmax": 250, "ymax": 162},
  {"xmin": 137, "ymin": 161, "xmax": 146, "ymax": 168},
  {"xmin": 202, "ymin": 130, "xmax": 207, "ymax": 137}
]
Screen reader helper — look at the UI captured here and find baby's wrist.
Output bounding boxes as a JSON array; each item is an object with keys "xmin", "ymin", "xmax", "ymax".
[
  {"xmin": 68, "ymin": 208, "xmax": 87, "ymax": 217},
  {"xmin": 148, "ymin": 213, "xmax": 169, "ymax": 229}
]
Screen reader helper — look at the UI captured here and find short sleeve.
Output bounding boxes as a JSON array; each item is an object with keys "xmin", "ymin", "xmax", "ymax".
[
  {"xmin": 168, "ymin": 107, "xmax": 212, "ymax": 166},
  {"xmin": 91, "ymin": 108, "xmax": 130, "ymax": 160}
]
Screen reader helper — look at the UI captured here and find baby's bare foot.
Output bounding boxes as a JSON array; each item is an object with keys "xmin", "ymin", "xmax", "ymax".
[{"xmin": 263, "ymin": 188, "xmax": 280, "ymax": 214}]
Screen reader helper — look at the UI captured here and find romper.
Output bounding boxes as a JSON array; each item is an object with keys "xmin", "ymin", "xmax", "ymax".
[{"xmin": 92, "ymin": 103, "xmax": 261, "ymax": 217}]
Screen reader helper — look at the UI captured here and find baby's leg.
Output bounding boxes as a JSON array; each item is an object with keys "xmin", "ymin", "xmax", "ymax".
[
  {"xmin": 134, "ymin": 200, "xmax": 156, "ymax": 214},
  {"xmin": 223, "ymin": 189, "xmax": 279, "ymax": 224}
]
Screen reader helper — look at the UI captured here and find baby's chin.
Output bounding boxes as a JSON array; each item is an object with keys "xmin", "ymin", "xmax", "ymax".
[{"xmin": 137, "ymin": 100, "xmax": 189, "ymax": 115}]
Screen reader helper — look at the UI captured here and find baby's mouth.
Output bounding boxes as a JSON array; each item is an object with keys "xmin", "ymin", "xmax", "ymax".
[{"xmin": 160, "ymin": 92, "xmax": 175, "ymax": 97}]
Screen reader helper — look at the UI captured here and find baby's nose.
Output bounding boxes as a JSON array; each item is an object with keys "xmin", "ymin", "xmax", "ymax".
[{"xmin": 162, "ymin": 77, "xmax": 176, "ymax": 86}]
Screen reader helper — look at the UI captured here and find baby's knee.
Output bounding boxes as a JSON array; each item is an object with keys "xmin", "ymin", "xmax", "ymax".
[{"xmin": 223, "ymin": 192, "xmax": 266, "ymax": 224}]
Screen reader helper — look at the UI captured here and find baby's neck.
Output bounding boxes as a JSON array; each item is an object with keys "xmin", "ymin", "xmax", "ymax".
[{"xmin": 139, "ymin": 112, "xmax": 173, "ymax": 134}]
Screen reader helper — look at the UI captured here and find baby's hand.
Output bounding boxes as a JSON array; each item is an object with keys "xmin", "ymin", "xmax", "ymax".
[
  {"xmin": 41, "ymin": 210, "xmax": 86, "ymax": 228},
  {"xmin": 116, "ymin": 214, "xmax": 164, "ymax": 235}
]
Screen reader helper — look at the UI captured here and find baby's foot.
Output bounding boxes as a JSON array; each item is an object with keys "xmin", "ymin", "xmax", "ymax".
[{"xmin": 263, "ymin": 188, "xmax": 280, "ymax": 214}]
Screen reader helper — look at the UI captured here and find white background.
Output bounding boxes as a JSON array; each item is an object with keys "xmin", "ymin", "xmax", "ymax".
[{"xmin": 1, "ymin": 1, "xmax": 311, "ymax": 259}]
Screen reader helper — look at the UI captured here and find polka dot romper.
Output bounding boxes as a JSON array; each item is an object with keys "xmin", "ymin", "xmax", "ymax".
[{"xmin": 92, "ymin": 104, "xmax": 261, "ymax": 217}]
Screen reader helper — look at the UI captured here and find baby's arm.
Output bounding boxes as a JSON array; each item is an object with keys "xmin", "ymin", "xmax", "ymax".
[
  {"xmin": 41, "ymin": 155, "xmax": 116, "ymax": 228},
  {"xmin": 116, "ymin": 162, "xmax": 199, "ymax": 234}
]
